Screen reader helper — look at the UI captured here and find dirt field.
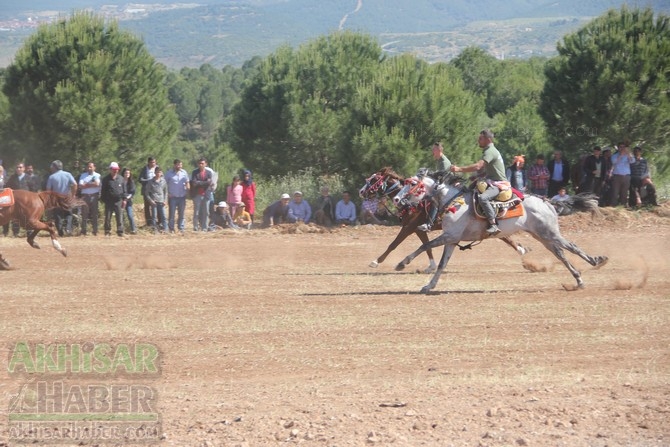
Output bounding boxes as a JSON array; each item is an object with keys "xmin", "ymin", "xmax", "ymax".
[{"xmin": 0, "ymin": 206, "xmax": 669, "ymax": 447}]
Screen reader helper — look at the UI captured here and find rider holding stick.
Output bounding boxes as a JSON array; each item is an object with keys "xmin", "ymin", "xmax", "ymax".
[{"xmin": 450, "ymin": 129, "xmax": 506, "ymax": 236}]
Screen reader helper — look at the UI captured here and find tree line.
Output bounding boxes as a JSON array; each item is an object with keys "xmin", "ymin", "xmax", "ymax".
[{"xmin": 0, "ymin": 6, "xmax": 667, "ymax": 197}]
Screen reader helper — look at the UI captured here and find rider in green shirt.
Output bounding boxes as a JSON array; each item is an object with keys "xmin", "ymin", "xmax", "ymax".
[{"xmin": 450, "ymin": 129, "xmax": 506, "ymax": 236}]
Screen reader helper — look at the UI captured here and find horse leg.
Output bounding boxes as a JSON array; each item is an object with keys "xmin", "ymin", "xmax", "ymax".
[
  {"xmin": 396, "ymin": 230, "xmax": 451, "ymax": 272},
  {"xmin": 415, "ymin": 230, "xmax": 437, "ymax": 273},
  {"xmin": 420, "ymin": 244, "xmax": 457, "ymax": 294},
  {"xmin": 27, "ymin": 220, "xmax": 67, "ymax": 257},
  {"xmin": 370, "ymin": 223, "xmax": 436, "ymax": 272},
  {"xmin": 501, "ymin": 236, "xmax": 531, "ymax": 256},
  {"xmin": 27, "ymin": 229, "xmax": 41, "ymax": 249},
  {"xmin": 0, "ymin": 253, "xmax": 11, "ymax": 270}
]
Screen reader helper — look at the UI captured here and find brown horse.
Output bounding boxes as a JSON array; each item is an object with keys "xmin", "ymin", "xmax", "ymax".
[
  {"xmin": 359, "ymin": 167, "xmax": 530, "ymax": 273},
  {"xmin": 0, "ymin": 189, "xmax": 85, "ymax": 270}
]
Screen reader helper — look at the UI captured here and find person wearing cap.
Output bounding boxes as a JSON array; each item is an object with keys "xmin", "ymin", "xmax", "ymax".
[
  {"xmin": 505, "ymin": 155, "xmax": 527, "ymax": 192},
  {"xmin": 211, "ymin": 201, "xmax": 238, "ymax": 230},
  {"xmin": 144, "ymin": 166, "xmax": 168, "ymax": 233},
  {"xmin": 450, "ymin": 129, "xmax": 507, "ymax": 236},
  {"xmin": 262, "ymin": 193, "xmax": 290, "ymax": 227},
  {"xmin": 287, "ymin": 191, "xmax": 312, "ymax": 224},
  {"xmin": 45, "ymin": 159, "xmax": 77, "ymax": 236},
  {"xmin": 233, "ymin": 202, "xmax": 252, "ymax": 229},
  {"xmin": 100, "ymin": 162, "xmax": 127, "ymax": 237}
]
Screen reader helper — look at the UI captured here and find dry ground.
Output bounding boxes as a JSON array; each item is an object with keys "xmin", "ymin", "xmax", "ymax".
[{"xmin": 0, "ymin": 206, "xmax": 668, "ymax": 447}]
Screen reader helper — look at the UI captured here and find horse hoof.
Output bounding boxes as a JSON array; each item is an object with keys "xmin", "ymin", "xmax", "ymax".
[
  {"xmin": 423, "ymin": 266, "xmax": 437, "ymax": 274},
  {"xmin": 0, "ymin": 258, "xmax": 12, "ymax": 270},
  {"xmin": 31, "ymin": 243, "xmax": 41, "ymax": 250},
  {"xmin": 369, "ymin": 260, "xmax": 379, "ymax": 268},
  {"xmin": 395, "ymin": 263, "xmax": 406, "ymax": 272},
  {"xmin": 420, "ymin": 286, "xmax": 431, "ymax": 294},
  {"xmin": 594, "ymin": 256, "xmax": 608, "ymax": 269},
  {"xmin": 60, "ymin": 249, "xmax": 68, "ymax": 258}
]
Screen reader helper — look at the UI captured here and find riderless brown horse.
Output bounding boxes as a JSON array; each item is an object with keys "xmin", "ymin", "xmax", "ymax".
[
  {"xmin": 0, "ymin": 189, "xmax": 84, "ymax": 270},
  {"xmin": 359, "ymin": 167, "xmax": 530, "ymax": 273}
]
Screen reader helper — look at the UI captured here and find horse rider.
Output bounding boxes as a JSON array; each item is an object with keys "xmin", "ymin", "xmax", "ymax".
[
  {"xmin": 418, "ymin": 142, "xmax": 452, "ymax": 232},
  {"xmin": 450, "ymin": 129, "xmax": 507, "ymax": 236}
]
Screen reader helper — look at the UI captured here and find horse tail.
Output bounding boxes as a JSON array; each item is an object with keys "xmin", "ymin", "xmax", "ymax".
[
  {"xmin": 39, "ymin": 191, "xmax": 86, "ymax": 211},
  {"xmin": 566, "ymin": 193, "xmax": 602, "ymax": 217}
]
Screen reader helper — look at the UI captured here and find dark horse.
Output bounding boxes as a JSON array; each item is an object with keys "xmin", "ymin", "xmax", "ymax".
[
  {"xmin": 359, "ymin": 167, "xmax": 529, "ymax": 273},
  {"xmin": 0, "ymin": 189, "xmax": 84, "ymax": 270}
]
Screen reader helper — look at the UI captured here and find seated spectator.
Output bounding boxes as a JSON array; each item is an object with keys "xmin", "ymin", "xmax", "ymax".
[
  {"xmin": 314, "ymin": 186, "xmax": 335, "ymax": 227},
  {"xmin": 550, "ymin": 187, "xmax": 572, "ymax": 216},
  {"xmin": 287, "ymin": 191, "xmax": 311, "ymax": 224},
  {"xmin": 335, "ymin": 190, "xmax": 357, "ymax": 226},
  {"xmin": 233, "ymin": 202, "xmax": 253, "ymax": 229},
  {"xmin": 262, "ymin": 193, "xmax": 291, "ymax": 227},
  {"xmin": 639, "ymin": 177, "xmax": 658, "ymax": 206},
  {"xmin": 551, "ymin": 187, "xmax": 570, "ymax": 202},
  {"xmin": 210, "ymin": 201, "xmax": 238, "ymax": 230}
]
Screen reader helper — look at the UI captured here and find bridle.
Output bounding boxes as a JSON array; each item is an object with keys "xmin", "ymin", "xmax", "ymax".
[{"xmin": 362, "ymin": 173, "xmax": 402, "ymax": 198}]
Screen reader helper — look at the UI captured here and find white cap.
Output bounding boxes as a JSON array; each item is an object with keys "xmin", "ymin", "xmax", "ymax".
[
  {"xmin": 281, "ymin": 193, "xmax": 290, "ymax": 199},
  {"xmin": 109, "ymin": 162, "xmax": 120, "ymax": 170},
  {"xmin": 217, "ymin": 201, "xmax": 228, "ymax": 208}
]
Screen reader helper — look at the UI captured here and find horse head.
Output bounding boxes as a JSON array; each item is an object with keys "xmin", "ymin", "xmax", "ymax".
[
  {"xmin": 392, "ymin": 176, "xmax": 435, "ymax": 208},
  {"xmin": 359, "ymin": 167, "xmax": 404, "ymax": 199}
]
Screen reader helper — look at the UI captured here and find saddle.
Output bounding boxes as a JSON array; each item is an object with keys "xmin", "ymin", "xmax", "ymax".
[
  {"xmin": 472, "ymin": 188, "xmax": 525, "ymax": 221},
  {"xmin": 0, "ymin": 188, "xmax": 15, "ymax": 207}
]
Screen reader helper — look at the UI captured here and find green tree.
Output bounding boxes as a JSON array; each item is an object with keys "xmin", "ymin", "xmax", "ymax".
[
  {"xmin": 494, "ymin": 98, "xmax": 551, "ymax": 162},
  {"xmin": 2, "ymin": 11, "xmax": 179, "ymax": 169},
  {"xmin": 227, "ymin": 32, "xmax": 384, "ymax": 178},
  {"xmin": 540, "ymin": 6, "xmax": 670, "ymax": 171}
]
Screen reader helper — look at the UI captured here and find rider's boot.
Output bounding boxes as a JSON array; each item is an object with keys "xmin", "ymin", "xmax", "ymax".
[
  {"xmin": 486, "ymin": 220, "xmax": 500, "ymax": 236},
  {"xmin": 418, "ymin": 201, "xmax": 438, "ymax": 232}
]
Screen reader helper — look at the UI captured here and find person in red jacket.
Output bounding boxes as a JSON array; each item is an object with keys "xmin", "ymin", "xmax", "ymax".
[{"xmin": 240, "ymin": 169, "xmax": 257, "ymax": 224}]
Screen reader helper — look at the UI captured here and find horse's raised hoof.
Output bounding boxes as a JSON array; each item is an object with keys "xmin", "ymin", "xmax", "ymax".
[
  {"xmin": 369, "ymin": 260, "xmax": 379, "ymax": 268},
  {"xmin": 395, "ymin": 262, "xmax": 406, "ymax": 272},
  {"xmin": 60, "ymin": 249, "xmax": 68, "ymax": 258},
  {"xmin": 30, "ymin": 242, "xmax": 41, "ymax": 250},
  {"xmin": 593, "ymin": 256, "xmax": 608, "ymax": 269}
]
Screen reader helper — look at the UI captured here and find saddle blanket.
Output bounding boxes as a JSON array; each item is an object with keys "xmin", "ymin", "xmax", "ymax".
[
  {"xmin": 0, "ymin": 188, "xmax": 14, "ymax": 207},
  {"xmin": 473, "ymin": 194, "xmax": 525, "ymax": 220}
]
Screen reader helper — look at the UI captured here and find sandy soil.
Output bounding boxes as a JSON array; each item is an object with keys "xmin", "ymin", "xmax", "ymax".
[{"xmin": 0, "ymin": 206, "xmax": 668, "ymax": 447}]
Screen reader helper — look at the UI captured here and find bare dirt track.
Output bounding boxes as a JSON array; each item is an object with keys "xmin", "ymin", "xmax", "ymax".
[{"xmin": 0, "ymin": 207, "xmax": 669, "ymax": 447}]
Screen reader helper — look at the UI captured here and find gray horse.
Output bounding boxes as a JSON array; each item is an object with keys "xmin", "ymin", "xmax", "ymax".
[{"xmin": 394, "ymin": 176, "xmax": 608, "ymax": 293}]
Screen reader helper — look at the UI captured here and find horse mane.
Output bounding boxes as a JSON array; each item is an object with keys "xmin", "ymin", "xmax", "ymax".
[
  {"xmin": 38, "ymin": 191, "xmax": 85, "ymax": 211},
  {"xmin": 378, "ymin": 167, "xmax": 405, "ymax": 181}
]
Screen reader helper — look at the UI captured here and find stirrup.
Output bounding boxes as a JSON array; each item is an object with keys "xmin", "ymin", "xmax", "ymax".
[
  {"xmin": 486, "ymin": 224, "xmax": 501, "ymax": 235},
  {"xmin": 417, "ymin": 223, "xmax": 432, "ymax": 232}
]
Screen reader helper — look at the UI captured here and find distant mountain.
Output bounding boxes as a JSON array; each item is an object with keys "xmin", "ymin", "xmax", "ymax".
[{"xmin": 1, "ymin": 0, "xmax": 668, "ymax": 69}]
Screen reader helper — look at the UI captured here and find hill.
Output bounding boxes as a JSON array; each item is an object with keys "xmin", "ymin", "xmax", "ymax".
[{"xmin": 1, "ymin": 0, "xmax": 668, "ymax": 68}]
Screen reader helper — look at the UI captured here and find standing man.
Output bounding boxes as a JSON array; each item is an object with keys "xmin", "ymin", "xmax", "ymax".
[
  {"xmin": 139, "ymin": 157, "xmax": 159, "ymax": 227},
  {"xmin": 418, "ymin": 142, "xmax": 452, "ymax": 231},
  {"xmin": 100, "ymin": 162, "xmax": 126, "ymax": 237},
  {"xmin": 24, "ymin": 165, "xmax": 41, "ymax": 192},
  {"xmin": 5, "ymin": 163, "xmax": 29, "ymax": 236},
  {"xmin": 547, "ymin": 150, "xmax": 570, "ymax": 198},
  {"xmin": 190, "ymin": 157, "xmax": 213, "ymax": 232},
  {"xmin": 609, "ymin": 142, "xmax": 634, "ymax": 207},
  {"xmin": 581, "ymin": 146, "xmax": 604, "ymax": 195},
  {"xmin": 528, "ymin": 154, "xmax": 550, "ymax": 197},
  {"xmin": 45, "ymin": 160, "xmax": 77, "ymax": 237},
  {"xmin": 450, "ymin": 129, "xmax": 506, "ymax": 236},
  {"xmin": 78, "ymin": 162, "xmax": 101, "ymax": 236},
  {"xmin": 629, "ymin": 146, "xmax": 648, "ymax": 208},
  {"xmin": 165, "ymin": 159, "xmax": 190, "ymax": 234}
]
